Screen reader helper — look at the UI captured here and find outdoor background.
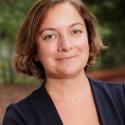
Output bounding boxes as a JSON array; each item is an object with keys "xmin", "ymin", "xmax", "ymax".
[{"xmin": 0, "ymin": 0, "xmax": 125, "ymax": 124}]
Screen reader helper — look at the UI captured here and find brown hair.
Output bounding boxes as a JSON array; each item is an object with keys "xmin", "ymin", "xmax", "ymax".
[{"xmin": 14, "ymin": 0, "xmax": 105, "ymax": 79}]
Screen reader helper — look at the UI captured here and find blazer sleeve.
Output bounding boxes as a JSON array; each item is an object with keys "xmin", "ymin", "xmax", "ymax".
[{"xmin": 3, "ymin": 104, "xmax": 26, "ymax": 125}]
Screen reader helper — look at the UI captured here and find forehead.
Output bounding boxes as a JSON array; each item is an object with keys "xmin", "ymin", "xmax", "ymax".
[{"xmin": 39, "ymin": 2, "xmax": 85, "ymax": 29}]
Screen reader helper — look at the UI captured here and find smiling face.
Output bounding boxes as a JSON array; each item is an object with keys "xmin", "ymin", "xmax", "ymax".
[{"xmin": 35, "ymin": 2, "xmax": 89, "ymax": 79}]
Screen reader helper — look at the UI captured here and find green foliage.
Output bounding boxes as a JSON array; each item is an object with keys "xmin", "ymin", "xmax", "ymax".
[
  {"xmin": 0, "ymin": 0, "xmax": 125, "ymax": 84},
  {"xmin": 0, "ymin": 0, "xmax": 36, "ymax": 84},
  {"xmin": 0, "ymin": 0, "xmax": 35, "ymax": 42},
  {"xmin": 84, "ymin": 0, "xmax": 125, "ymax": 69}
]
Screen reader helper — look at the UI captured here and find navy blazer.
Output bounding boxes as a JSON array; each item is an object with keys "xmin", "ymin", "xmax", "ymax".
[{"xmin": 3, "ymin": 78, "xmax": 125, "ymax": 125}]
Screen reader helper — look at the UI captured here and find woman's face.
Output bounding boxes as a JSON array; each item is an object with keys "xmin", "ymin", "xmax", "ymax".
[{"xmin": 36, "ymin": 2, "xmax": 89, "ymax": 79}]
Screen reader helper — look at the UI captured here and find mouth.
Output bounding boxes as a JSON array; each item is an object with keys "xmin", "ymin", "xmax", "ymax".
[{"xmin": 56, "ymin": 55, "xmax": 77, "ymax": 61}]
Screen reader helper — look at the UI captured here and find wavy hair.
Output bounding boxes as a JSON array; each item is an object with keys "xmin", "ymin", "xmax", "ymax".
[{"xmin": 13, "ymin": 0, "xmax": 105, "ymax": 79}]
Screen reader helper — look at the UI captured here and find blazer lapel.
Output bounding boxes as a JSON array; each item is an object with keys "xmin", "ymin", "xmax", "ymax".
[{"xmin": 89, "ymin": 78, "xmax": 124, "ymax": 125}]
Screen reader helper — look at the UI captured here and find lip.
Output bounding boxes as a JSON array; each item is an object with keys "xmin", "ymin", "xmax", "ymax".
[{"xmin": 56, "ymin": 55, "xmax": 77, "ymax": 61}]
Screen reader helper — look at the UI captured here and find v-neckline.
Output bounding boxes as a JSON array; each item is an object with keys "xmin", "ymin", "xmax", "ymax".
[
  {"xmin": 88, "ymin": 78, "xmax": 103, "ymax": 125},
  {"xmin": 41, "ymin": 78, "xmax": 103, "ymax": 125},
  {"xmin": 42, "ymin": 82, "xmax": 63, "ymax": 125}
]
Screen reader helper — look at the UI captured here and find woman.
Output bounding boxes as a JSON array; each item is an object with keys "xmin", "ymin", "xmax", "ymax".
[{"xmin": 3, "ymin": 0, "xmax": 125, "ymax": 125}]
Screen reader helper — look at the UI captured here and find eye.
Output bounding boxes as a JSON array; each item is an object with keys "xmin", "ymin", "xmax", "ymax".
[
  {"xmin": 72, "ymin": 29, "xmax": 83, "ymax": 34},
  {"xmin": 43, "ymin": 34, "xmax": 57, "ymax": 41}
]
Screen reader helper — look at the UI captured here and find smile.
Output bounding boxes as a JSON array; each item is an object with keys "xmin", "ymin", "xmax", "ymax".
[{"xmin": 56, "ymin": 55, "xmax": 77, "ymax": 61}]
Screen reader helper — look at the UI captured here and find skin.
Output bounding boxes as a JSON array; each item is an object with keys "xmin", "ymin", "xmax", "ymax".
[
  {"xmin": 35, "ymin": 2, "xmax": 99, "ymax": 125},
  {"xmin": 36, "ymin": 3, "xmax": 89, "ymax": 79}
]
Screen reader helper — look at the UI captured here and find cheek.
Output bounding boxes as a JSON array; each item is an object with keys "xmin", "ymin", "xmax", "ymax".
[
  {"xmin": 37, "ymin": 43, "xmax": 56, "ymax": 61},
  {"xmin": 81, "ymin": 42, "xmax": 89, "ymax": 54},
  {"xmin": 74, "ymin": 36, "xmax": 89, "ymax": 53}
]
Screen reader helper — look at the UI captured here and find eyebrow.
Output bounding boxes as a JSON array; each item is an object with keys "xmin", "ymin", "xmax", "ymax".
[
  {"xmin": 70, "ymin": 22, "xmax": 85, "ymax": 27},
  {"xmin": 39, "ymin": 22, "xmax": 85, "ymax": 34}
]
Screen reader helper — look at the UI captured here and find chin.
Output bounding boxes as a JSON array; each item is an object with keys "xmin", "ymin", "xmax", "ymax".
[
  {"xmin": 56, "ymin": 65, "xmax": 85, "ymax": 79},
  {"xmin": 46, "ymin": 61, "xmax": 87, "ymax": 79}
]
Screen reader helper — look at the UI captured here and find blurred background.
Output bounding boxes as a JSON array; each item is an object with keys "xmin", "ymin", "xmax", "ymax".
[{"xmin": 0, "ymin": 0, "xmax": 125, "ymax": 124}]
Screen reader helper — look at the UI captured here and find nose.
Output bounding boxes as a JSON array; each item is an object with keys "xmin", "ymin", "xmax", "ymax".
[{"xmin": 58, "ymin": 35, "xmax": 73, "ymax": 52}]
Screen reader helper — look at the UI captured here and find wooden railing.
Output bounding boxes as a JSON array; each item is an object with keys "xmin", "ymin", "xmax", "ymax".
[{"xmin": 88, "ymin": 67, "xmax": 125, "ymax": 83}]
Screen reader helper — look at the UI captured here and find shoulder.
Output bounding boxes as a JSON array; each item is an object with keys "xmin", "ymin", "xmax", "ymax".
[
  {"xmin": 3, "ymin": 84, "xmax": 46, "ymax": 125},
  {"xmin": 89, "ymin": 77, "xmax": 125, "ymax": 96},
  {"xmin": 89, "ymin": 77, "xmax": 125, "ymax": 90},
  {"xmin": 11, "ymin": 84, "xmax": 46, "ymax": 111},
  {"xmin": 88, "ymin": 78, "xmax": 125, "ymax": 122},
  {"xmin": 89, "ymin": 77, "xmax": 125, "ymax": 106}
]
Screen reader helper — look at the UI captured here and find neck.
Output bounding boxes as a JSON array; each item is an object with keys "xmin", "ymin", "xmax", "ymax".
[{"xmin": 45, "ymin": 71, "xmax": 90, "ymax": 102}]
